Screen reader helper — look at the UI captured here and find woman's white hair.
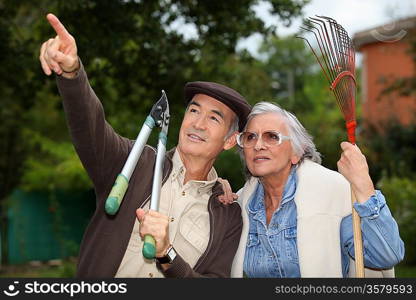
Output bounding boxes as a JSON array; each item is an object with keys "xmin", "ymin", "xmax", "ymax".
[{"xmin": 239, "ymin": 101, "xmax": 321, "ymax": 168}]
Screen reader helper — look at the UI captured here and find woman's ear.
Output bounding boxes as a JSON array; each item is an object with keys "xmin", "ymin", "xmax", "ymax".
[{"xmin": 291, "ymin": 154, "xmax": 300, "ymax": 165}]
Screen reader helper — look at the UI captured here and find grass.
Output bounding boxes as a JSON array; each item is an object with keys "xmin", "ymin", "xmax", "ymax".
[
  {"xmin": 0, "ymin": 258, "xmax": 76, "ymax": 278},
  {"xmin": 395, "ymin": 263, "xmax": 416, "ymax": 278},
  {"xmin": 0, "ymin": 259, "xmax": 415, "ymax": 278}
]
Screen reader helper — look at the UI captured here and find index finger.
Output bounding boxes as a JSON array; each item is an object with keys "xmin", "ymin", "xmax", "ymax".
[{"xmin": 46, "ymin": 13, "xmax": 71, "ymax": 40}]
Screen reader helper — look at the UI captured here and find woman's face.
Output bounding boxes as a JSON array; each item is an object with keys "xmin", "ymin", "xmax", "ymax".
[{"xmin": 243, "ymin": 113, "xmax": 300, "ymax": 179}]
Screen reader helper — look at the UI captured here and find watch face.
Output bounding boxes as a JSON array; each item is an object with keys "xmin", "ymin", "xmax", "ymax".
[{"xmin": 167, "ymin": 248, "xmax": 176, "ymax": 261}]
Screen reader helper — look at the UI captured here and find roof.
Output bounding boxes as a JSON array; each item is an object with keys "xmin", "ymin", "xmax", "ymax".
[{"xmin": 353, "ymin": 16, "xmax": 416, "ymax": 50}]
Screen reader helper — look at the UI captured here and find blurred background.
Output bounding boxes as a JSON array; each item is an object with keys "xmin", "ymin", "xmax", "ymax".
[{"xmin": 0, "ymin": 0, "xmax": 415, "ymax": 277}]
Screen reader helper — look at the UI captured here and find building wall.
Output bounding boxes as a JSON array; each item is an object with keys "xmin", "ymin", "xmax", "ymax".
[{"xmin": 360, "ymin": 39, "xmax": 416, "ymax": 129}]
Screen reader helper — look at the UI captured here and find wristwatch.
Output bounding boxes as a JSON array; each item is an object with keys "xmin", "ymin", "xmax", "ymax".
[{"xmin": 156, "ymin": 245, "xmax": 177, "ymax": 264}]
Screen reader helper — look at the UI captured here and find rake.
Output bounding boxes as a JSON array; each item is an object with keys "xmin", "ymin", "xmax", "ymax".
[{"xmin": 298, "ymin": 15, "xmax": 364, "ymax": 277}]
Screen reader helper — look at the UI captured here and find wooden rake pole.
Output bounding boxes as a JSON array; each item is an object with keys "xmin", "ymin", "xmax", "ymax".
[{"xmin": 298, "ymin": 16, "xmax": 365, "ymax": 277}]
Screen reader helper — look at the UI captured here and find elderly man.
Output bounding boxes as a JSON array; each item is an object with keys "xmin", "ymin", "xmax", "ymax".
[{"xmin": 39, "ymin": 13, "xmax": 250, "ymax": 278}]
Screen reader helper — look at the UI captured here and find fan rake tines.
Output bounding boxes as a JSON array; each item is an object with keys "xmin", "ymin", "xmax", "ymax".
[{"xmin": 298, "ymin": 15, "xmax": 357, "ymax": 143}]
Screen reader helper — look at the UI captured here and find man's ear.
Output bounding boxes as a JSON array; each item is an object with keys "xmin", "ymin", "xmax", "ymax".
[{"xmin": 223, "ymin": 131, "xmax": 238, "ymax": 151}]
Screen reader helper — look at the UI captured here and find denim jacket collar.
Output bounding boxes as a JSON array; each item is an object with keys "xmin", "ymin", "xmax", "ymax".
[{"xmin": 247, "ymin": 165, "xmax": 298, "ymax": 217}]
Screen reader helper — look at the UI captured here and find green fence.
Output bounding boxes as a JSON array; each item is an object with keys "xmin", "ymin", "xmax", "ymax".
[{"xmin": 6, "ymin": 189, "xmax": 95, "ymax": 264}]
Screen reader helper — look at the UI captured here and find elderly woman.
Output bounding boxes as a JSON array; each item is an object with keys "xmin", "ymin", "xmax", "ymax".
[{"xmin": 224, "ymin": 102, "xmax": 404, "ymax": 278}]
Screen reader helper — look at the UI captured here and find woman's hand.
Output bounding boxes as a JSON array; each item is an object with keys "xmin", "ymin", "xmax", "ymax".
[
  {"xmin": 217, "ymin": 177, "xmax": 238, "ymax": 205},
  {"xmin": 337, "ymin": 142, "xmax": 376, "ymax": 203}
]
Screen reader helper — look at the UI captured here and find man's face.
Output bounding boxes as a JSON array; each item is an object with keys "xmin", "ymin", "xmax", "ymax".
[{"xmin": 177, "ymin": 94, "xmax": 237, "ymax": 162}]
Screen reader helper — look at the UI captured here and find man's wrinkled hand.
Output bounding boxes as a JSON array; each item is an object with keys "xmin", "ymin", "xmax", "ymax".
[
  {"xmin": 39, "ymin": 13, "xmax": 79, "ymax": 78},
  {"xmin": 136, "ymin": 208, "xmax": 171, "ymax": 258}
]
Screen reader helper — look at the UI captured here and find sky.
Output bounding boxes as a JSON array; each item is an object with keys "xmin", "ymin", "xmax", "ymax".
[{"xmin": 237, "ymin": 0, "xmax": 416, "ymax": 56}]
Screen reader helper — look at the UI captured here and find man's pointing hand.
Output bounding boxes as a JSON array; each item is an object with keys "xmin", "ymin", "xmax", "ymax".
[{"xmin": 39, "ymin": 13, "xmax": 79, "ymax": 78}]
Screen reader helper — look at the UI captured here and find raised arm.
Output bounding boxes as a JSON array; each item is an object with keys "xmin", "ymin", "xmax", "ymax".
[
  {"xmin": 337, "ymin": 142, "xmax": 404, "ymax": 269},
  {"xmin": 39, "ymin": 14, "xmax": 131, "ymax": 195}
]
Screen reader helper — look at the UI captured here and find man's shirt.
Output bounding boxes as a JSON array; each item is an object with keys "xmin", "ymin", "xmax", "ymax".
[{"xmin": 116, "ymin": 150, "xmax": 217, "ymax": 277}]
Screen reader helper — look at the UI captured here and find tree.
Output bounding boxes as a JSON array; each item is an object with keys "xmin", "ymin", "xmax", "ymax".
[
  {"xmin": 362, "ymin": 120, "xmax": 416, "ymax": 182},
  {"xmin": 258, "ymin": 34, "xmax": 317, "ymax": 112}
]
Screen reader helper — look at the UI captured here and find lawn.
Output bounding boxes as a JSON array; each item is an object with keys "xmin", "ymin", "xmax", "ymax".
[
  {"xmin": 0, "ymin": 258, "xmax": 76, "ymax": 278},
  {"xmin": 1, "ymin": 260, "xmax": 415, "ymax": 278},
  {"xmin": 395, "ymin": 263, "xmax": 416, "ymax": 278}
]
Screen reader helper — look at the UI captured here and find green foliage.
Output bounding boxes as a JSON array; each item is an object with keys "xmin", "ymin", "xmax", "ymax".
[
  {"xmin": 214, "ymin": 149, "xmax": 246, "ymax": 191},
  {"xmin": 0, "ymin": 0, "xmax": 308, "ymax": 198},
  {"xmin": 361, "ymin": 116, "xmax": 416, "ymax": 268},
  {"xmin": 20, "ymin": 131, "xmax": 92, "ymax": 191},
  {"xmin": 377, "ymin": 175, "xmax": 416, "ymax": 265},
  {"xmin": 362, "ymin": 117, "xmax": 416, "ymax": 267},
  {"xmin": 395, "ymin": 263, "xmax": 416, "ymax": 277},
  {"xmin": 259, "ymin": 34, "xmax": 317, "ymax": 112},
  {"xmin": 362, "ymin": 120, "xmax": 416, "ymax": 182},
  {"xmin": 298, "ymin": 71, "xmax": 347, "ymax": 170}
]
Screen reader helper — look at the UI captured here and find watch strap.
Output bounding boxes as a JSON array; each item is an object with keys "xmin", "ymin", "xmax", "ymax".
[{"xmin": 156, "ymin": 245, "xmax": 176, "ymax": 264}]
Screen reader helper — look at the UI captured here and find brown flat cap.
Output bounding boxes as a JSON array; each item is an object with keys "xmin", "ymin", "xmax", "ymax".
[{"xmin": 184, "ymin": 81, "xmax": 251, "ymax": 131}]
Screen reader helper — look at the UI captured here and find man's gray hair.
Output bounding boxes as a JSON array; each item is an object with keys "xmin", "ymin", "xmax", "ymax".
[
  {"xmin": 225, "ymin": 116, "xmax": 239, "ymax": 140},
  {"xmin": 240, "ymin": 101, "xmax": 321, "ymax": 164}
]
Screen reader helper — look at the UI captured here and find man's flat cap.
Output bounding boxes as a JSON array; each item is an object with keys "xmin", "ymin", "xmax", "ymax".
[{"xmin": 184, "ymin": 81, "xmax": 251, "ymax": 131}]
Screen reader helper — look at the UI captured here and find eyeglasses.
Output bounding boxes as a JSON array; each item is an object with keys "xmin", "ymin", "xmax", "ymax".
[{"xmin": 236, "ymin": 131, "xmax": 290, "ymax": 148}]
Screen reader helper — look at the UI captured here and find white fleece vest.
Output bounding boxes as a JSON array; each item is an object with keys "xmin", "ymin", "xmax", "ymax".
[{"xmin": 231, "ymin": 160, "xmax": 394, "ymax": 278}]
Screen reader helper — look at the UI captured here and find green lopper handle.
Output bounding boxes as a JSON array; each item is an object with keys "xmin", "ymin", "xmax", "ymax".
[
  {"xmin": 105, "ymin": 174, "xmax": 129, "ymax": 215},
  {"xmin": 143, "ymin": 234, "xmax": 156, "ymax": 259}
]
